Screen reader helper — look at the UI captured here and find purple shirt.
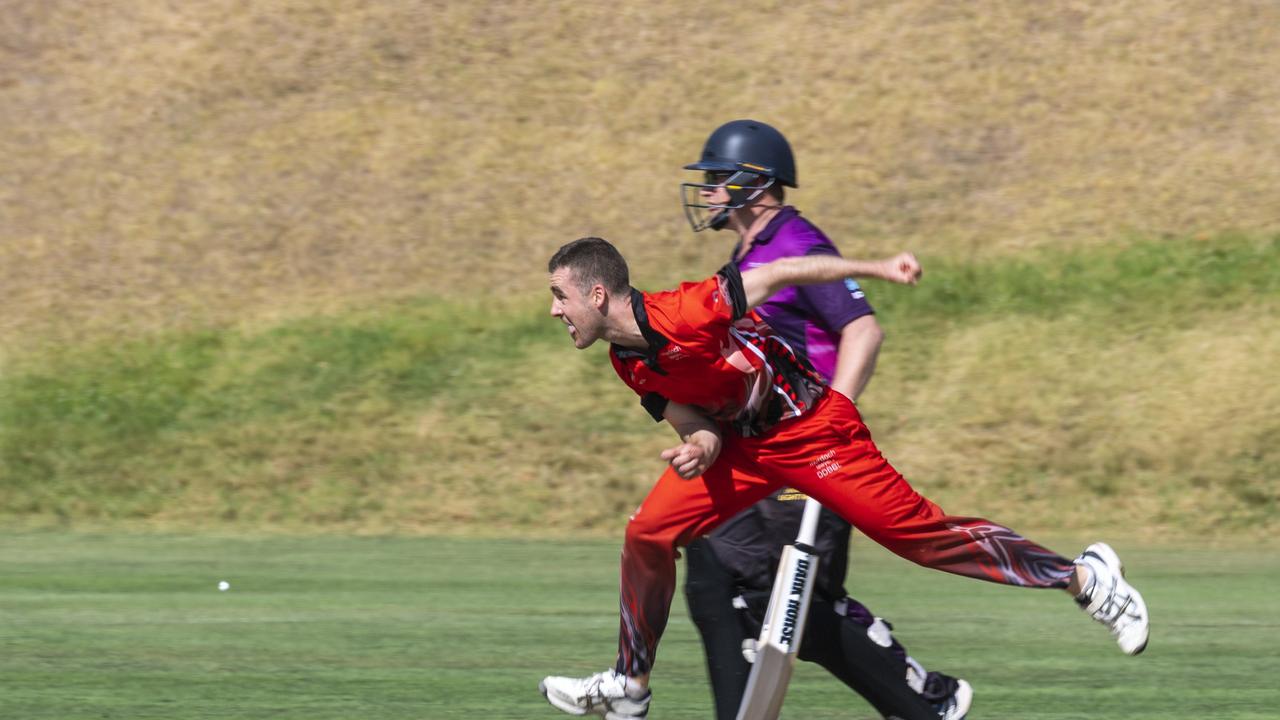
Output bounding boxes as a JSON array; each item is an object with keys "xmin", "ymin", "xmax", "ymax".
[{"xmin": 732, "ymin": 207, "xmax": 874, "ymax": 382}]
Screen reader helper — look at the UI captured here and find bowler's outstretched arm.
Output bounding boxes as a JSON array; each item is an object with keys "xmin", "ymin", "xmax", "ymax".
[{"xmin": 739, "ymin": 253, "xmax": 922, "ymax": 312}]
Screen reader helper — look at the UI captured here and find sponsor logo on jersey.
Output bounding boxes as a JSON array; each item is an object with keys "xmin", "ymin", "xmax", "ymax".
[
  {"xmin": 810, "ymin": 450, "xmax": 842, "ymax": 478},
  {"xmin": 843, "ymin": 278, "xmax": 866, "ymax": 299}
]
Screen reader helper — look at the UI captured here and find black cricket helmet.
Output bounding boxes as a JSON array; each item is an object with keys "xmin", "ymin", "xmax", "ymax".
[{"xmin": 681, "ymin": 119, "xmax": 797, "ymax": 232}]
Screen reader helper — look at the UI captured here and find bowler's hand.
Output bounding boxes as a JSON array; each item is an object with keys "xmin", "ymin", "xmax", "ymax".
[
  {"xmin": 880, "ymin": 252, "xmax": 923, "ymax": 285},
  {"xmin": 660, "ymin": 431, "xmax": 721, "ymax": 479}
]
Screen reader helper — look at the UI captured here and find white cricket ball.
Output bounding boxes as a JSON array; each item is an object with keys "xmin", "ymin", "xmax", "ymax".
[{"xmin": 218, "ymin": 580, "xmax": 230, "ymax": 592}]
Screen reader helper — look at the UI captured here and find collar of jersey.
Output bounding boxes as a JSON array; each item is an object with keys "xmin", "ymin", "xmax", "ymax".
[
  {"xmin": 729, "ymin": 205, "xmax": 800, "ymax": 260},
  {"xmin": 611, "ymin": 287, "xmax": 670, "ymax": 375},
  {"xmin": 751, "ymin": 205, "xmax": 800, "ymax": 246}
]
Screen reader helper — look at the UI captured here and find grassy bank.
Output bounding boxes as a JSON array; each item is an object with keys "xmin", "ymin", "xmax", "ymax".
[
  {"xmin": 2, "ymin": 531, "xmax": 1278, "ymax": 719},
  {"xmin": 4, "ymin": 1, "xmax": 1279, "ymax": 347},
  {"xmin": 1, "ymin": 235, "xmax": 1276, "ymax": 536}
]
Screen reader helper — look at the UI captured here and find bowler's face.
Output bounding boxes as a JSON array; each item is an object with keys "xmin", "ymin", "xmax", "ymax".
[{"xmin": 549, "ymin": 267, "xmax": 600, "ymax": 349}]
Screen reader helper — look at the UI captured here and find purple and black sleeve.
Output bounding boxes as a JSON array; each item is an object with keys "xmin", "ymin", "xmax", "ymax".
[{"xmin": 798, "ymin": 244, "xmax": 875, "ymax": 332}]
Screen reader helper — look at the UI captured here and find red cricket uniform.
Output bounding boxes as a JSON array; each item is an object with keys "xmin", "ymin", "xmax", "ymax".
[{"xmin": 607, "ymin": 265, "xmax": 1074, "ymax": 678}]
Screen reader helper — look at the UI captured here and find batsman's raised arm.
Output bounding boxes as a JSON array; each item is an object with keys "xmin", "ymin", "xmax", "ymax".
[{"xmin": 739, "ymin": 252, "xmax": 922, "ymax": 311}]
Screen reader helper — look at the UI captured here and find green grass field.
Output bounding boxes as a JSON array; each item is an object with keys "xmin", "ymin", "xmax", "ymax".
[{"xmin": 3, "ymin": 531, "xmax": 1277, "ymax": 719}]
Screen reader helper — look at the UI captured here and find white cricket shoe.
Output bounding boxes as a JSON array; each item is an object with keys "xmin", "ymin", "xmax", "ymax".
[
  {"xmin": 539, "ymin": 669, "xmax": 651, "ymax": 719},
  {"xmin": 1075, "ymin": 542, "xmax": 1150, "ymax": 655},
  {"xmin": 932, "ymin": 678, "xmax": 972, "ymax": 720}
]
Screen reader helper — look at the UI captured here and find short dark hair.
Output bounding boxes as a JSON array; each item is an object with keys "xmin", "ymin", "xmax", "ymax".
[{"xmin": 548, "ymin": 237, "xmax": 630, "ymax": 294}]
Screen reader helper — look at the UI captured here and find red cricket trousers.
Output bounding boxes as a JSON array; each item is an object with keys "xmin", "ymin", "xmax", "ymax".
[{"xmin": 615, "ymin": 390, "xmax": 1075, "ymax": 677}]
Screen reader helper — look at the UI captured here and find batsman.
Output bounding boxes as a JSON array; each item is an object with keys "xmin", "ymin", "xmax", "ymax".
[
  {"xmin": 538, "ymin": 236, "xmax": 1149, "ymax": 719},
  {"xmin": 681, "ymin": 119, "xmax": 970, "ymax": 720}
]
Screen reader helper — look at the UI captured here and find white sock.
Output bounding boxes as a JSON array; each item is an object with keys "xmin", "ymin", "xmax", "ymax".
[
  {"xmin": 623, "ymin": 676, "xmax": 648, "ymax": 698},
  {"xmin": 1074, "ymin": 561, "xmax": 1097, "ymax": 602}
]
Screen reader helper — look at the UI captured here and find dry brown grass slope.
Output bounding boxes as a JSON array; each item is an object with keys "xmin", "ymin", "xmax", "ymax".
[{"xmin": 2, "ymin": 1, "xmax": 1279, "ymax": 349}]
